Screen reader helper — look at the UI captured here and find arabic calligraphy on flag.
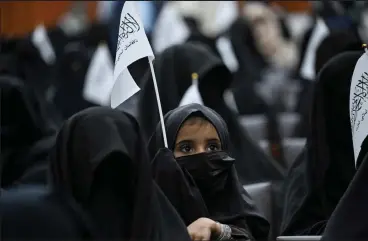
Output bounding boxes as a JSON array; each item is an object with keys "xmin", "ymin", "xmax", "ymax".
[
  {"xmin": 111, "ymin": 1, "xmax": 155, "ymax": 108},
  {"xmin": 350, "ymin": 53, "xmax": 368, "ymax": 167}
]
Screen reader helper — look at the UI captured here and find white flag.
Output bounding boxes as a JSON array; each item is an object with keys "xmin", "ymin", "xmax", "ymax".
[
  {"xmin": 179, "ymin": 74, "xmax": 204, "ymax": 106},
  {"xmin": 350, "ymin": 52, "xmax": 368, "ymax": 167},
  {"xmin": 111, "ymin": 1, "xmax": 155, "ymax": 108},
  {"xmin": 31, "ymin": 24, "xmax": 56, "ymax": 65},
  {"xmin": 83, "ymin": 43, "xmax": 115, "ymax": 106},
  {"xmin": 216, "ymin": 36, "xmax": 239, "ymax": 73},
  {"xmin": 300, "ymin": 18, "xmax": 329, "ymax": 81},
  {"xmin": 152, "ymin": 2, "xmax": 189, "ymax": 54}
]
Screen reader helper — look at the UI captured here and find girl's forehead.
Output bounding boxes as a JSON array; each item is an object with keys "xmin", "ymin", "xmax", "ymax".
[{"xmin": 176, "ymin": 119, "xmax": 220, "ymax": 141}]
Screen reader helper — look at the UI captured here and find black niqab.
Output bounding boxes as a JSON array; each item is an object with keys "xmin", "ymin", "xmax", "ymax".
[
  {"xmin": 137, "ymin": 42, "xmax": 284, "ymax": 184},
  {"xmin": 148, "ymin": 103, "xmax": 270, "ymax": 241},
  {"xmin": 281, "ymin": 52, "xmax": 360, "ymax": 235},
  {"xmin": 48, "ymin": 107, "xmax": 191, "ymax": 241}
]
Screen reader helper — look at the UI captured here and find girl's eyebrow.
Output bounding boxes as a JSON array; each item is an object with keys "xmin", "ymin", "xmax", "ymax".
[
  {"xmin": 175, "ymin": 139, "xmax": 193, "ymax": 145},
  {"xmin": 206, "ymin": 138, "xmax": 221, "ymax": 142}
]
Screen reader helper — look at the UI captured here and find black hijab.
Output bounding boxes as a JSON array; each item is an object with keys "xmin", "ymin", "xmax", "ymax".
[
  {"xmin": 0, "ymin": 75, "xmax": 58, "ymax": 187},
  {"xmin": 46, "ymin": 23, "xmax": 110, "ymax": 120},
  {"xmin": 137, "ymin": 42, "xmax": 284, "ymax": 184},
  {"xmin": 321, "ymin": 152, "xmax": 368, "ymax": 241},
  {"xmin": 48, "ymin": 106, "xmax": 191, "ymax": 241},
  {"xmin": 53, "ymin": 41, "xmax": 97, "ymax": 119},
  {"xmin": 148, "ymin": 103, "xmax": 270, "ymax": 241},
  {"xmin": 0, "ymin": 36, "xmax": 55, "ymax": 98},
  {"xmin": 294, "ymin": 30, "xmax": 362, "ymax": 137},
  {"xmin": 1, "ymin": 185, "xmax": 96, "ymax": 240},
  {"xmin": 225, "ymin": 18, "xmax": 268, "ymax": 115},
  {"xmin": 183, "ymin": 16, "xmax": 222, "ymax": 58},
  {"xmin": 280, "ymin": 51, "xmax": 360, "ymax": 235},
  {"xmin": 221, "ymin": 19, "xmax": 287, "ymax": 167}
]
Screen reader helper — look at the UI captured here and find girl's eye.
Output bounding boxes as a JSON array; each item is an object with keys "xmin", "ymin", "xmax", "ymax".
[
  {"xmin": 180, "ymin": 144, "xmax": 194, "ymax": 153},
  {"xmin": 207, "ymin": 143, "xmax": 220, "ymax": 152}
]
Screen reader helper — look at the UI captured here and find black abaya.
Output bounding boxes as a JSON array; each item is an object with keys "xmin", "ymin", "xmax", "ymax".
[
  {"xmin": 225, "ymin": 18, "xmax": 268, "ymax": 115},
  {"xmin": 0, "ymin": 75, "xmax": 58, "ymax": 187},
  {"xmin": 321, "ymin": 152, "xmax": 368, "ymax": 240},
  {"xmin": 137, "ymin": 42, "xmax": 285, "ymax": 184},
  {"xmin": 48, "ymin": 106, "xmax": 191, "ymax": 241},
  {"xmin": 293, "ymin": 30, "xmax": 362, "ymax": 137},
  {"xmin": 1, "ymin": 185, "xmax": 96, "ymax": 240},
  {"xmin": 280, "ymin": 52, "xmax": 360, "ymax": 235},
  {"xmin": 148, "ymin": 103, "xmax": 270, "ymax": 241}
]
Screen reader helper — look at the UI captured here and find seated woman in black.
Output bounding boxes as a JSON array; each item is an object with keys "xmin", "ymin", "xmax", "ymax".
[
  {"xmin": 148, "ymin": 103, "xmax": 270, "ymax": 241},
  {"xmin": 280, "ymin": 52, "xmax": 360, "ymax": 235},
  {"xmin": 47, "ymin": 107, "xmax": 191, "ymax": 241}
]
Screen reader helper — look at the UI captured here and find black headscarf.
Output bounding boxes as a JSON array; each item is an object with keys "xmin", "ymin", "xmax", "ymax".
[
  {"xmin": 48, "ymin": 106, "xmax": 191, "ymax": 241},
  {"xmin": 148, "ymin": 103, "xmax": 270, "ymax": 241},
  {"xmin": 0, "ymin": 75, "xmax": 58, "ymax": 187},
  {"xmin": 280, "ymin": 51, "xmax": 360, "ymax": 235},
  {"xmin": 137, "ymin": 42, "xmax": 285, "ymax": 184},
  {"xmin": 46, "ymin": 23, "xmax": 110, "ymax": 120},
  {"xmin": 183, "ymin": 16, "xmax": 222, "ymax": 58},
  {"xmin": 1, "ymin": 185, "xmax": 96, "ymax": 240},
  {"xmin": 321, "ymin": 152, "xmax": 368, "ymax": 241},
  {"xmin": 53, "ymin": 41, "xmax": 97, "ymax": 120},
  {"xmin": 225, "ymin": 18, "xmax": 268, "ymax": 115},
  {"xmin": 315, "ymin": 30, "xmax": 361, "ymax": 75},
  {"xmin": 294, "ymin": 30, "xmax": 362, "ymax": 137},
  {"xmin": 221, "ymin": 19, "xmax": 287, "ymax": 167}
]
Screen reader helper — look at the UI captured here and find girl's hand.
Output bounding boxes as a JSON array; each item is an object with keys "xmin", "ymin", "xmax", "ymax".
[{"xmin": 187, "ymin": 217, "xmax": 221, "ymax": 240}]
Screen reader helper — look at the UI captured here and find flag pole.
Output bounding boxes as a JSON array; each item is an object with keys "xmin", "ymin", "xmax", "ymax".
[{"xmin": 148, "ymin": 59, "xmax": 168, "ymax": 148}]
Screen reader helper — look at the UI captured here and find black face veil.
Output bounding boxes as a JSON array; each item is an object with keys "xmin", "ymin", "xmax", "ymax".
[
  {"xmin": 148, "ymin": 103, "xmax": 271, "ymax": 241},
  {"xmin": 48, "ymin": 106, "xmax": 191, "ymax": 241},
  {"xmin": 281, "ymin": 51, "xmax": 360, "ymax": 235},
  {"xmin": 138, "ymin": 42, "xmax": 284, "ymax": 184}
]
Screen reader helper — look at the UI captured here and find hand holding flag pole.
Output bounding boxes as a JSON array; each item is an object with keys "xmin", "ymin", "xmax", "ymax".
[{"xmin": 111, "ymin": 1, "xmax": 168, "ymax": 148}]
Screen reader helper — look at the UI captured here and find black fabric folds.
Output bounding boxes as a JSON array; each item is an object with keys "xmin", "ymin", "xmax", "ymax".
[
  {"xmin": 280, "ymin": 52, "xmax": 360, "ymax": 235},
  {"xmin": 0, "ymin": 75, "xmax": 58, "ymax": 187},
  {"xmin": 1, "ymin": 185, "xmax": 96, "ymax": 241},
  {"xmin": 225, "ymin": 18, "xmax": 268, "ymax": 115},
  {"xmin": 176, "ymin": 151, "xmax": 234, "ymax": 193},
  {"xmin": 294, "ymin": 30, "xmax": 362, "ymax": 137},
  {"xmin": 138, "ymin": 42, "xmax": 284, "ymax": 184},
  {"xmin": 48, "ymin": 106, "xmax": 191, "ymax": 241},
  {"xmin": 148, "ymin": 103, "xmax": 270, "ymax": 241},
  {"xmin": 321, "ymin": 153, "xmax": 368, "ymax": 241}
]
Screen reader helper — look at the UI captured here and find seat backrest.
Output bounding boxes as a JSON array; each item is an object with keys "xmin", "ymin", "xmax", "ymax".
[
  {"xmin": 282, "ymin": 138, "xmax": 306, "ymax": 167},
  {"xmin": 277, "ymin": 235, "xmax": 322, "ymax": 241},
  {"xmin": 243, "ymin": 182, "xmax": 273, "ymax": 226},
  {"xmin": 279, "ymin": 113, "xmax": 301, "ymax": 138},
  {"xmin": 259, "ymin": 138, "xmax": 306, "ymax": 167},
  {"xmin": 239, "ymin": 115, "xmax": 266, "ymax": 142},
  {"xmin": 239, "ymin": 113, "xmax": 301, "ymax": 142}
]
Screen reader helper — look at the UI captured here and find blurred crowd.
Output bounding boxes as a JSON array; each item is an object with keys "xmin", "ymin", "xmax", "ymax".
[{"xmin": 1, "ymin": 1, "xmax": 368, "ymax": 241}]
